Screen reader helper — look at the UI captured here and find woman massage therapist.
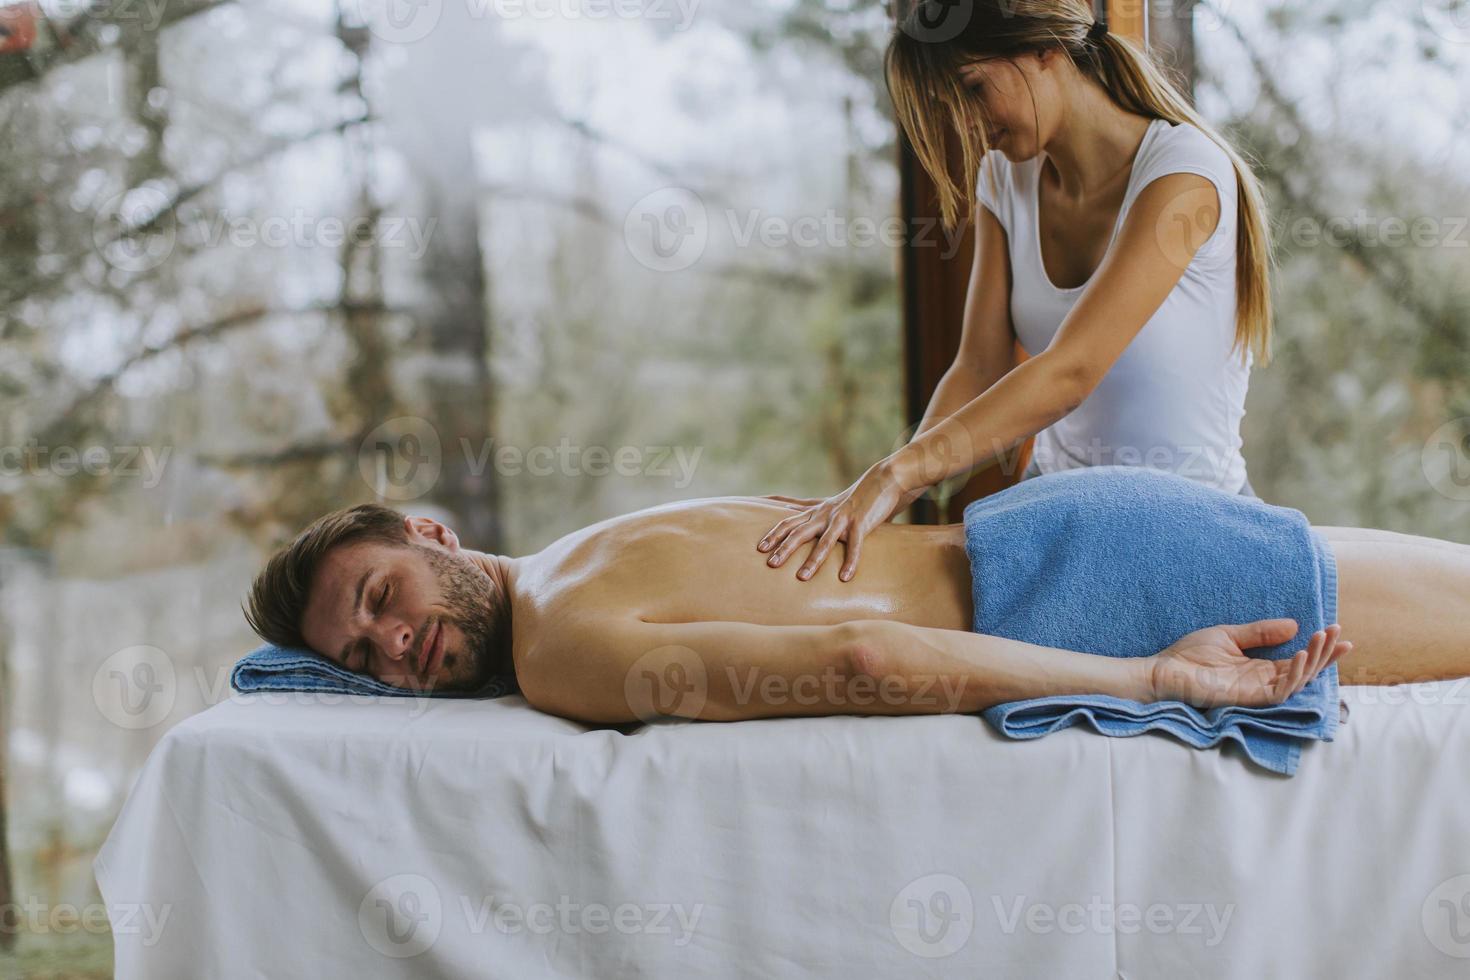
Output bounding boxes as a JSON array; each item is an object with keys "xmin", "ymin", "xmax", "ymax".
[{"xmin": 759, "ymin": 0, "xmax": 1277, "ymax": 582}]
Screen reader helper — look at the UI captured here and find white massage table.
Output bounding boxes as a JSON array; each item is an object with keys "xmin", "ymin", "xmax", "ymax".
[{"xmin": 95, "ymin": 682, "xmax": 1470, "ymax": 978}]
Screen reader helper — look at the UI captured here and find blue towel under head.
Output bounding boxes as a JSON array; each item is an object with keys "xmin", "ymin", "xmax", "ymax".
[
  {"xmin": 230, "ymin": 644, "xmax": 518, "ymax": 699},
  {"xmin": 964, "ymin": 465, "xmax": 1339, "ymax": 776}
]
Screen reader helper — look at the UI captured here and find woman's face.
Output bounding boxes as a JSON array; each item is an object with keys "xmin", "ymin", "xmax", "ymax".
[{"xmin": 956, "ymin": 53, "xmax": 1055, "ymax": 161}]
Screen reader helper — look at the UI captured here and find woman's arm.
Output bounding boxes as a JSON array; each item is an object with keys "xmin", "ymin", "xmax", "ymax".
[
  {"xmin": 889, "ymin": 349, "xmax": 1092, "ymax": 493},
  {"xmin": 913, "ymin": 202, "xmax": 1018, "ymax": 439},
  {"xmin": 888, "ymin": 171, "xmax": 1222, "ymax": 493},
  {"xmin": 760, "ymin": 172, "xmax": 1223, "ymax": 580}
]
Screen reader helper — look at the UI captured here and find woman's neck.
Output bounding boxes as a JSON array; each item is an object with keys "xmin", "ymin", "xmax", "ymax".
[{"xmin": 1040, "ymin": 81, "xmax": 1154, "ymax": 200}]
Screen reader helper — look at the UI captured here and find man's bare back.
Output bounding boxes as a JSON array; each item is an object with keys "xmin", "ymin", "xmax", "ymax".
[{"xmin": 509, "ymin": 496, "xmax": 975, "ymax": 646}]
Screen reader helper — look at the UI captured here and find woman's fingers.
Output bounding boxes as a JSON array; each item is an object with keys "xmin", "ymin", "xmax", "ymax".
[
  {"xmin": 758, "ymin": 509, "xmax": 814, "ymax": 553},
  {"xmin": 758, "ymin": 514, "xmax": 805, "ymax": 552},
  {"xmin": 797, "ymin": 513, "xmax": 849, "ymax": 580},
  {"xmin": 839, "ymin": 529, "xmax": 864, "ymax": 582},
  {"xmin": 767, "ymin": 511, "xmax": 828, "ymax": 566}
]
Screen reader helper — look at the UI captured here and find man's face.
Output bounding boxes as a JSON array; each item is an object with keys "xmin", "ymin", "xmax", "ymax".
[{"xmin": 300, "ymin": 537, "xmax": 500, "ymax": 694}]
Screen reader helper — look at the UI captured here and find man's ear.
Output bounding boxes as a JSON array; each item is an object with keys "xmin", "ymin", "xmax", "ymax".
[{"xmin": 403, "ymin": 515, "xmax": 461, "ymax": 552}]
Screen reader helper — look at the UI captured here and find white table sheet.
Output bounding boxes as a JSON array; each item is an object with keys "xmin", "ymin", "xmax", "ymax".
[{"xmin": 95, "ymin": 681, "xmax": 1470, "ymax": 978}]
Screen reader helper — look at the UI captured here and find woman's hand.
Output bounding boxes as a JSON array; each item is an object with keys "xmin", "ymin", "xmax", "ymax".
[
  {"xmin": 758, "ymin": 494, "xmax": 826, "ymax": 508},
  {"xmin": 756, "ymin": 459, "xmax": 927, "ymax": 582},
  {"xmin": 1147, "ymin": 619, "xmax": 1350, "ymax": 708}
]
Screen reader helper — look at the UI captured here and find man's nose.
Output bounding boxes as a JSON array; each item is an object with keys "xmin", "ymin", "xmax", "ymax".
[{"xmin": 372, "ymin": 620, "xmax": 415, "ymax": 662}]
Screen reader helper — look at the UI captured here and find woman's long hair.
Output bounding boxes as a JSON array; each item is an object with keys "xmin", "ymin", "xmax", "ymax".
[{"xmin": 885, "ymin": 0, "xmax": 1273, "ymax": 366}]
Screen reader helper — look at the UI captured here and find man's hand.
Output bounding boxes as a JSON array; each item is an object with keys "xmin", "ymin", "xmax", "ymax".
[{"xmin": 1148, "ymin": 619, "xmax": 1350, "ymax": 708}]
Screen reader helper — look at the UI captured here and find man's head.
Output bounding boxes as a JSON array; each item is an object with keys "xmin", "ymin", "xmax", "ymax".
[{"xmin": 244, "ymin": 503, "xmax": 511, "ymax": 694}]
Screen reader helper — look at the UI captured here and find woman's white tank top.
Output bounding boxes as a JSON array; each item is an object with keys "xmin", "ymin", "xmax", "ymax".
[{"xmin": 977, "ymin": 117, "xmax": 1251, "ymax": 493}]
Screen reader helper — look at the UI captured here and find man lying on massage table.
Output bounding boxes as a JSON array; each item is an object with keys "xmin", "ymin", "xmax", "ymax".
[{"xmin": 242, "ymin": 466, "xmax": 1467, "ymax": 724}]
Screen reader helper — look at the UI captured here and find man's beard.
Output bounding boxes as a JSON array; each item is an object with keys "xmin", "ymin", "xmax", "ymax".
[{"xmin": 417, "ymin": 544, "xmax": 503, "ymax": 694}]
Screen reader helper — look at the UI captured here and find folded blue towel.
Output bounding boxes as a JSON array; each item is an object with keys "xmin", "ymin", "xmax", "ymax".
[
  {"xmin": 230, "ymin": 643, "xmax": 518, "ymax": 699},
  {"xmin": 964, "ymin": 465, "xmax": 1339, "ymax": 776}
]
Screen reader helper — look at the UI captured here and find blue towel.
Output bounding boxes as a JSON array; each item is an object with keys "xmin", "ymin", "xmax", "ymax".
[
  {"xmin": 230, "ymin": 643, "xmax": 518, "ymax": 699},
  {"xmin": 964, "ymin": 465, "xmax": 1340, "ymax": 776}
]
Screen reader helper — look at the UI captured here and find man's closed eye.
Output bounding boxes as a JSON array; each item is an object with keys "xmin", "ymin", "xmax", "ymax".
[{"xmin": 347, "ymin": 581, "xmax": 392, "ymax": 672}]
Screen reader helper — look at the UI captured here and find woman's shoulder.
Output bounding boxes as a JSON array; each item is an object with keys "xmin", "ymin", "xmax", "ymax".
[
  {"xmin": 977, "ymin": 150, "xmax": 1022, "ymax": 223},
  {"xmin": 977, "ymin": 149, "xmax": 1014, "ymax": 190},
  {"xmin": 1137, "ymin": 119, "xmax": 1236, "ymax": 193},
  {"xmin": 1133, "ymin": 119, "xmax": 1240, "ymax": 261}
]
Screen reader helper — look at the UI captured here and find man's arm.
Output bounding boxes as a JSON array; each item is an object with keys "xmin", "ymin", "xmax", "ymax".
[
  {"xmin": 515, "ymin": 616, "xmax": 1158, "ymax": 725},
  {"xmin": 516, "ymin": 615, "xmax": 1346, "ymax": 725}
]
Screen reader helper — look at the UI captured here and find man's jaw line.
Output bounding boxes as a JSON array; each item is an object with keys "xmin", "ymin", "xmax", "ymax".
[
  {"xmin": 465, "ymin": 549, "xmax": 520, "ymax": 607},
  {"xmin": 407, "ymin": 548, "xmax": 518, "ymax": 695}
]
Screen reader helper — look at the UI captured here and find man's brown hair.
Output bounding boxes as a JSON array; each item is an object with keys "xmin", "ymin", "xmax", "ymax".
[{"xmin": 244, "ymin": 503, "xmax": 410, "ymax": 650}]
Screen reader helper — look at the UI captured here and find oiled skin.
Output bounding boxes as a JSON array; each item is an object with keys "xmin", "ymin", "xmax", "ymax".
[{"xmin": 508, "ymin": 497, "xmax": 974, "ymax": 655}]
